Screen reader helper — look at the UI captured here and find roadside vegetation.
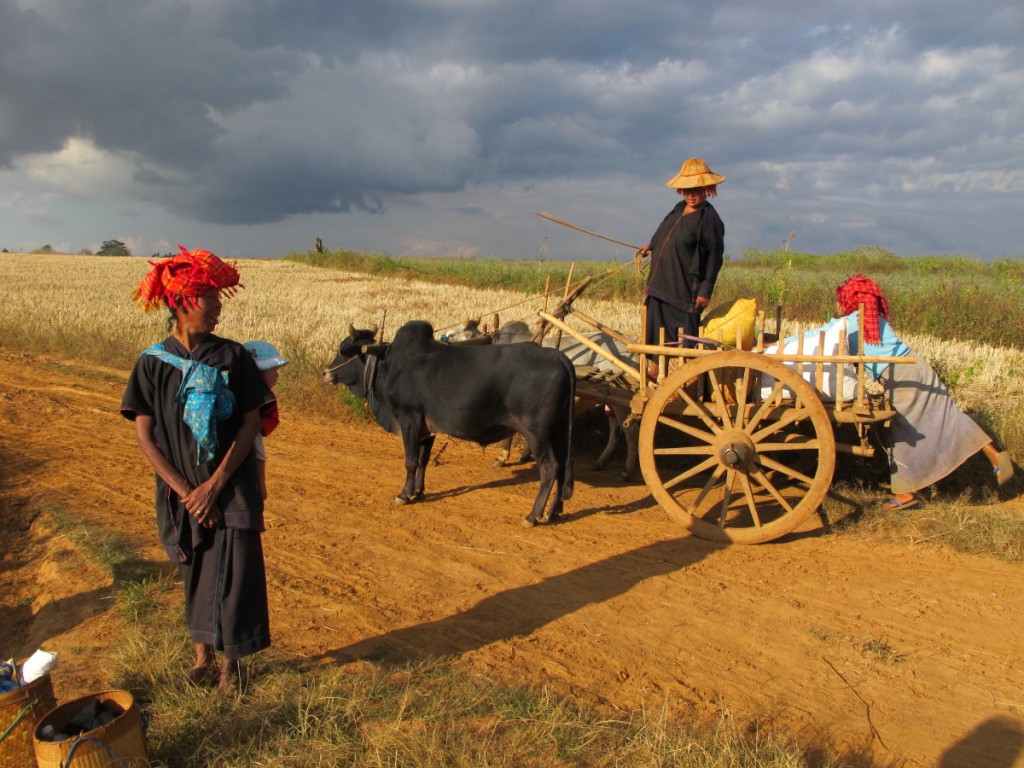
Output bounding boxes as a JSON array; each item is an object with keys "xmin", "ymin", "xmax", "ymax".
[{"xmin": 288, "ymin": 245, "xmax": 1024, "ymax": 348}]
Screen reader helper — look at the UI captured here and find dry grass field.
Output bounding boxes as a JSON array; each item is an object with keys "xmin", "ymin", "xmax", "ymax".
[{"xmin": 1, "ymin": 252, "xmax": 1021, "ymax": 455}]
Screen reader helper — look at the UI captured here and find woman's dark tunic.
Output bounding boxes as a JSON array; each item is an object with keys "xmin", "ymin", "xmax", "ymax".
[
  {"xmin": 645, "ymin": 201, "xmax": 725, "ymax": 345},
  {"xmin": 121, "ymin": 333, "xmax": 274, "ymax": 658}
]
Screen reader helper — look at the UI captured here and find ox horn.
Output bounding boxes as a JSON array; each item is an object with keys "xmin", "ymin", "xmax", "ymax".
[{"xmin": 347, "ymin": 323, "xmax": 357, "ymax": 339}]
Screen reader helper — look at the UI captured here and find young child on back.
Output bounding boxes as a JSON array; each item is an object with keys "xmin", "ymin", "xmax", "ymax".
[{"xmin": 243, "ymin": 340, "xmax": 289, "ymax": 499}]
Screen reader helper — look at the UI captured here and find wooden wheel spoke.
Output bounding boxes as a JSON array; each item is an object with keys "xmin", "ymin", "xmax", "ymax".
[
  {"xmin": 757, "ymin": 454, "xmax": 816, "ymax": 486},
  {"xmin": 734, "ymin": 368, "xmax": 752, "ymax": 429},
  {"xmin": 750, "ymin": 407, "xmax": 810, "ymax": 443},
  {"xmin": 718, "ymin": 469, "xmax": 736, "ymax": 527},
  {"xmin": 706, "ymin": 369, "xmax": 733, "ymax": 428},
  {"xmin": 654, "ymin": 446, "xmax": 718, "ymax": 456},
  {"xmin": 756, "ymin": 439, "xmax": 822, "ymax": 451},
  {"xmin": 662, "ymin": 456, "xmax": 719, "ymax": 492},
  {"xmin": 687, "ymin": 464, "xmax": 726, "ymax": 517},
  {"xmin": 738, "ymin": 473, "xmax": 762, "ymax": 528},
  {"xmin": 655, "ymin": 415, "xmax": 716, "ymax": 444},
  {"xmin": 749, "ymin": 469, "xmax": 796, "ymax": 515},
  {"xmin": 674, "ymin": 386, "xmax": 724, "ymax": 435},
  {"xmin": 744, "ymin": 380, "xmax": 783, "ymax": 434}
]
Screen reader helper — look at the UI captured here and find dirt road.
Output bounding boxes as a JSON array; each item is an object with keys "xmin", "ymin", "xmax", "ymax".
[{"xmin": 2, "ymin": 348, "xmax": 1022, "ymax": 766}]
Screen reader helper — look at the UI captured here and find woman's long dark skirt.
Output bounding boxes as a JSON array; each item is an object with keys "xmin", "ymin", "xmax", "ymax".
[
  {"xmin": 180, "ymin": 528, "xmax": 271, "ymax": 660},
  {"xmin": 645, "ymin": 297, "xmax": 700, "ymax": 347}
]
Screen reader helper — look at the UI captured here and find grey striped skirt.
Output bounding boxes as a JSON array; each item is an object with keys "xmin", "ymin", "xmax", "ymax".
[{"xmin": 884, "ymin": 356, "xmax": 991, "ymax": 495}]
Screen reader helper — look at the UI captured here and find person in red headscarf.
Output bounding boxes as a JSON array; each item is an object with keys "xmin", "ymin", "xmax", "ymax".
[
  {"xmin": 808, "ymin": 275, "xmax": 1013, "ymax": 509},
  {"xmin": 120, "ymin": 246, "xmax": 275, "ymax": 693}
]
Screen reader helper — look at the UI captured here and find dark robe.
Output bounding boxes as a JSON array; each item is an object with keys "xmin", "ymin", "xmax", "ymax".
[
  {"xmin": 121, "ymin": 333, "xmax": 274, "ymax": 659},
  {"xmin": 645, "ymin": 201, "xmax": 725, "ymax": 346}
]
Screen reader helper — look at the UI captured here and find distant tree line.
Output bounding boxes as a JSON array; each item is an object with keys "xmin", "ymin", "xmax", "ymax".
[{"xmin": 0, "ymin": 239, "xmax": 135, "ymax": 256}]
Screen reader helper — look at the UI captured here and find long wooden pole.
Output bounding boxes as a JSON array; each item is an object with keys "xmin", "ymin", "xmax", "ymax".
[
  {"xmin": 533, "ymin": 211, "xmax": 643, "ymax": 251},
  {"xmin": 538, "ymin": 311, "xmax": 641, "ymax": 381}
]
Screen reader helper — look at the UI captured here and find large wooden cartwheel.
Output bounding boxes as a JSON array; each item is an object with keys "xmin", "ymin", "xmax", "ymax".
[{"xmin": 638, "ymin": 351, "xmax": 836, "ymax": 544}]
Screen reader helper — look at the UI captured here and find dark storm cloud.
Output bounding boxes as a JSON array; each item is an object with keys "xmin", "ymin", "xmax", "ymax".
[
  {"xmin": 2, "ymin": 0, "xmax": 1022, "ymax": 256},
  {"xmin": 0, "ymin": 1, "xmax": 303, "ymax": 170}
]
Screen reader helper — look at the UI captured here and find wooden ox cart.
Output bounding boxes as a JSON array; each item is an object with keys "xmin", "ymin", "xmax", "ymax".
[{"xmin": 531, "ymin": 278, "xmax": 914, "ymax": 545}]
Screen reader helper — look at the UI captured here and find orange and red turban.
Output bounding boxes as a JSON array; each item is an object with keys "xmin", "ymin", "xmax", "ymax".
[
  {"xmin": 836, "ymin": 274, "xmax": 889, "ymax": 344},
  {"xmin": 133, "ymin": 245, "xmax": 242, "ymax": 311}
]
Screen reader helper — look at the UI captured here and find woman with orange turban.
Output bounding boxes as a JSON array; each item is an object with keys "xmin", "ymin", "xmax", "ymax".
[
  {"xmin": 831, "ymin": 275, "xmax": 1012, "ymax": 509},
  {"xmin": 120, "ymin": 246, "xmax": 275, "ymax": 692}
]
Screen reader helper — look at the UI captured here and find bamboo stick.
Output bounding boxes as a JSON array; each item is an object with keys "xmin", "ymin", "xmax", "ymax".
[
  {"xmin": 538, "ymin": 310, "xmax": 641, "ymax": 381},
  {"xmin": 796, "ymin": 328, "xmax": 805, "ymax": 391},
  {"xmin": 815, "ymin": 330, "xmax": 826, "ymax": 394},
  {"xmin": 836, "ymin": 327, "xmax": 847, "ymax": 413},
  {"xmin": 639, "ymin": 302, "xmax": 649, "ymax": 397},
  {"xmin": 857, "ymin": 303, "xmax": 866, "ymax": 405},
  {"xmin": 570, "ymin": 307, "xmax": 634, "ymax": 345},
  {"xmin": 623, "ymin": 343, "xmax": 913, "ymax": 365},
  {"xmin": 659, "ymin": 326, "xmax": 667, "ymax": 382}
]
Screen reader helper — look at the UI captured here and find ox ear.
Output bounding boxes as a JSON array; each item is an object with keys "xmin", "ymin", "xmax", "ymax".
[{"xmin": 361, "ymin": 342, "xmax": 387, "ymax": 356}]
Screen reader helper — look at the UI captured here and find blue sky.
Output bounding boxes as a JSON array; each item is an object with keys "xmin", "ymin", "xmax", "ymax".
[{"xmin": 1, "ymin": 0, "xmax": 1022, "ymax": 261}]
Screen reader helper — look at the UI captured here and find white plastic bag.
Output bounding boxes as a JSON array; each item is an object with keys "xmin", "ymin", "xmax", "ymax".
[{"xmin": 18, "ymin": 648, "xmax": 58, "ymax": 685}]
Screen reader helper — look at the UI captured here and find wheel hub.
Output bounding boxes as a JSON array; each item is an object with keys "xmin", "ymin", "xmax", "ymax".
[{"xmin": 716, "ymin": 429, "xmax": 756, "ymax": 471}]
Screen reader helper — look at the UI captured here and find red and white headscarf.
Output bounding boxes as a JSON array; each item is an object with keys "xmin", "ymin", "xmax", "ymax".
[
  {"xmin": 133, "ymin": 245, "xmax": 242, "ymax": 312},
  {"xmin": 836, "ymin": 274, "xmax": 889, "ymax": 344}
]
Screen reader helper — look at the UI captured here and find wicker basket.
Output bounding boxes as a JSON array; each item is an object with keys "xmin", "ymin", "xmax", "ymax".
[
  {"xmin": 0, "ymin": 669, "xmax": 56, "ymax": 768},
  {"xmin": 33, "ymin": 690, "xmax": 149, "ymax": 768}
]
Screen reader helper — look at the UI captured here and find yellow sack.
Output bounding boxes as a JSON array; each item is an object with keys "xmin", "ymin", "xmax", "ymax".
[{"xmin": 702, "ymin": 298, "xmax": 758, "ymax": 349}]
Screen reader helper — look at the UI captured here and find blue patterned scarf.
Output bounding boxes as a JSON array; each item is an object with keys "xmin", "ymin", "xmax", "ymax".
[{"xmin": 142, "ymin": 343, "xmax": 236, "ymax": 464}]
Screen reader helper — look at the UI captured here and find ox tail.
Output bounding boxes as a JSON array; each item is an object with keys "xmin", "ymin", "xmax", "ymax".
[{"xmin": 562, "ymin": 354, "xmax": 575, "ymax": 500}]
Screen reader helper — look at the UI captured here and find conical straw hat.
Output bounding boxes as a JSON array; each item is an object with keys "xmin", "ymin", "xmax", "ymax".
[{"xmin": 666, "ymin": 157, "xmax": 725, "ymax": 189}]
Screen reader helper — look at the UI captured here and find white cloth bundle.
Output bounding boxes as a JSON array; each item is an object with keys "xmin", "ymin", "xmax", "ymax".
[{"xmin": 760, "ymin": 318, "xmax": 857, "ymax": 403}]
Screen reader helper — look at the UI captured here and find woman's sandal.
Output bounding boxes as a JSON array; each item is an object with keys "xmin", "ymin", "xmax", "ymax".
[
  {"xmin": 995, "ymin": 451, "xmax": 1014, "ymax": 487},
  {"xmin": 884, "ymin": 498, "xmax": 919, "ymax": 511}
]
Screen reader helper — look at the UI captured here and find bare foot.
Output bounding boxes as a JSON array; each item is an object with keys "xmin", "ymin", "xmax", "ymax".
[
  {"xmin": 217, "ymin": 659, "xmax": 242, "ymax": 695},
  {"xmin": 189, "ymin": 643, "xmax": 218, "ymax": 687}
]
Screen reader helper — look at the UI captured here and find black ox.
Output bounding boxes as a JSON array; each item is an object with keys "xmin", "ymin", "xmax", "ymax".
[{"xmin": 323, "ymin": 321, "xmax": 575, "ymax": 526}]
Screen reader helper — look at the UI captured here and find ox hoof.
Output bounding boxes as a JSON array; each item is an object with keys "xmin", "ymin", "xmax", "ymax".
[
  {"xmin": 521, "ymin": 517, "xmax": 537, "ymax": 528},
  {"xmin": 394, "ymin": 496, "xmax": 409, "ymax": 506},
  {"xmin": 492, "ymin": 459, "xmax": 507, "ymax": 468}
]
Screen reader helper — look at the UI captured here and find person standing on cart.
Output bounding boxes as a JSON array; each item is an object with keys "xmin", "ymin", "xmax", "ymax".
[{"xmin": 636, "ymin": 157, "xmax": 726, "ymax": 376}]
